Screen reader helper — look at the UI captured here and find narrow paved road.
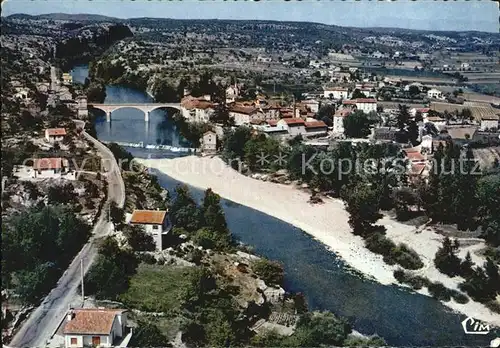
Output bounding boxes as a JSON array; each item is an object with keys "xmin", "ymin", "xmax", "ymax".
[{"xmin": 8, "ymin": 122, "xmax": 125, "ymax": 348}]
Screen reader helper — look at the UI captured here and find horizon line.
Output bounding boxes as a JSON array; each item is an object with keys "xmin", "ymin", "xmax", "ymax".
[{"xmin": 4, "ymin": 12, "xmax": 499, "ymax": 34}]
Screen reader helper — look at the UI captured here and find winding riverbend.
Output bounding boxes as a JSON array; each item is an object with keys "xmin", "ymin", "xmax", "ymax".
[{"xmin": 73, "ymin": 65, "xmax": 495, "ymax": 346}]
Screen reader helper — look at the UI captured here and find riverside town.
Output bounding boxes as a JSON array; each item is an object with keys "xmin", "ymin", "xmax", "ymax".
[{"xmin": 1, "ymin": 1, "xmax": 500, "ymax": 348}]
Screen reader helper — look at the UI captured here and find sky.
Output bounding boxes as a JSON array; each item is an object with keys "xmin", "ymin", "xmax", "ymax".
[{"xmin": 2, "ymin": 0, "xmax": 499, "ymax": 33}]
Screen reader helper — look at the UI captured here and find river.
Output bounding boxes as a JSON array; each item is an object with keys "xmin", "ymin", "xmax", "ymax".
[{"xmin": 72, "ymin": 65, "xmax": 496, "ymax": 346}]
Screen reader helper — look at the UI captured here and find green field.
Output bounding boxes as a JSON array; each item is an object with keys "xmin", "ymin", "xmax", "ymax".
[{"xmin": 120, "ymin": 263, "xmax": 195, "ymax": 314}]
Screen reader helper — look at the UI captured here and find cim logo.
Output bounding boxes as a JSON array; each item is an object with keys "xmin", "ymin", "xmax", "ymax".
[{"xmin": 462, "ymin": 317, "xmax": 490, "ymax": 335}]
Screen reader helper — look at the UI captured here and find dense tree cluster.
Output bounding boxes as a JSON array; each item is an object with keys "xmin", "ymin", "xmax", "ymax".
[
  {"xmin": 85, "ymin": 237, "xmax": 138, "ymax": 300},
  {"xmin": 2, "ymin": 205, "xmax": 91, "ymax": 303},
  {"xmin": 169, "ymin": 186, "xmax": 232, "ymax": 251}
]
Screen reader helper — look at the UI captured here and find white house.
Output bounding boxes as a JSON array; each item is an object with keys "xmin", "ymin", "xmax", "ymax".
[
  {"xmin": 427, "ymin": 88, "xmax": 444, "ymax": 100},
  {"xmin": 256, "ymin": 56, "xmax": 272, "ymax": 63},
  {"xmin": 200, "ymin": 131, "xmax": 217, "ymax": 153},
  {"xmin": 277, "ymin": 118, "xmax": 306, "ymax": 137},
  {"xmin": 129, "ymin": 209, "xmax": 172, "ymax": 251},
  {"xmin": 62, "ymin": 73, "xmax": 73, "ymax": 85},
  {"xmin": 45, "ymin": 128, "xmax": 67, "ymax": 143},
  {"xmin": 63, "ymin": 308, "xmax": 128, "ymax": 348},
  {"xmin": 323, "ymin": 87, "xmax": 349, "ymax": 100},
  {"xmin": 14, "ymin": 87, "xmax": 30, "ymax": 101},
  {"xmin": 32, "ymin": 158, "xmax": 69, "ymax": 179},
  {"xmin": 480, "ymin": 116, "xmax": 499, "ymax": 131},
  {"xmin": 333, "ymin": 109, "xmax": 351, "ymax": 134},
  {"xmin": 355, "ymin": 98, "xmax": 377, "ymax": 113}
]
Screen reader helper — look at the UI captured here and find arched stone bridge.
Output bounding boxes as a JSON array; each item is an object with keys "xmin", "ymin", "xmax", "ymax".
[{"xmin": 89, "ymin": 103, "xmax": 182, "ymax": 122}]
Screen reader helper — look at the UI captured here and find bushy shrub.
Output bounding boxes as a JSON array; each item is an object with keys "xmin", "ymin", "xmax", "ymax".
[
  {"xmin": 451, "ymin": 290, "xmax": 469, "ymax": 304},
  {"xmin": 366, "ymin": 234, "xmax": 423, "ymax": 270},
  {"xmin": 428, "ymin": 282, "xmax": 452, "ymax": 301},
  {"xmin": 253, "ymin": 259, "xmax": 284, "ymax": 286}
]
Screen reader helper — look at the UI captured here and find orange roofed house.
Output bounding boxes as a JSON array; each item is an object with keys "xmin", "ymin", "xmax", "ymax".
[
  {"xmin": 63, "ymin": 308, "xmax": 129, "ymax": 348},
  {"xmin": 45, "ymin": 128, "xmax": 67, "ymax": 143},
  {"xmin": 129, "ymin": 209, "xmax": 172, "ymax": 250},
  {"xmin": 32, "ymin": 157, "xmax": 69, "ymax": 179}
]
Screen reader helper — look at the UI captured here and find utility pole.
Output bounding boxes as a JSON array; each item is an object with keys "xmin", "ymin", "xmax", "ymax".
[{"xmin": 80, "ymin": 259, "xmax": 84, "ymax": 308}]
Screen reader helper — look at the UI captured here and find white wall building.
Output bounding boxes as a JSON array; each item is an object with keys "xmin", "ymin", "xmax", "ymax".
[
  {"xmin": 355, "ymin": 98, "xmax": 377, "ymax": 113},
  {"xmin": 45, "ymin": 128, "xmax": 67, "ymax": 143},
  {"xmin": 181, "ymin": 97, "xmax": 215, "ymax": 123},
  {"xmin": 277, "ymin": 118, "xmax": 306, "ymax": 137},
  {"xmin": 129, "ymin": 210, "xmax": 172, "ymax": 250},
  {"xmin": 427, "ymin": 88, "xmax": 444, "ymax": 100},
  {"xmin": 32, "ymin": 158, "xmax": 69, "ymax": 179},
  {"xmin": 323, "ymin": 87, "xmax": 349, "ymax": 100},
  {"xmin": 63, "ymin": 308, "xmax": 128, "ymax": 348},
  {"xmin": 333, "ymin": 109, "xmax": 351, "ymax": 134},
  {"xmin": 200, "ymin": 131, "xmax": 217, "ymax": 153}
]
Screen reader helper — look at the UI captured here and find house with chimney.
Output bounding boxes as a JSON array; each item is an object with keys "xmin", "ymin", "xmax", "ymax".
[
  {"xmin": 129, "ymin": 209, "xmax": 172, "ymax": 250},
  {"xmin": 62, "ymin": 308, "xmax": 129, "ymax": 348}
]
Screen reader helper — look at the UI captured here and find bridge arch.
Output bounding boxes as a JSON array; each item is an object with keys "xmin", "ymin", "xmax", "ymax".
[{"xmin": 88, "ymin": 103, "xmax": 182, "ymax": 122}]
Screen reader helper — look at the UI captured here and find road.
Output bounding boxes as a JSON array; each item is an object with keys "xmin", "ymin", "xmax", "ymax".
[{"xmin": 8, "ymin": 121, "xmax": 125, "ymax": 348}]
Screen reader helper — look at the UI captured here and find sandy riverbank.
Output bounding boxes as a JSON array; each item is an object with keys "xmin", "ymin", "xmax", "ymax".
[{"xmin": 137, "ymin": 155, "xmax": 500, "ymax": 327}]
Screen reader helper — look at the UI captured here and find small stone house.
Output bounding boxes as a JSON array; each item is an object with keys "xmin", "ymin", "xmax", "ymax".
[{"xmin": 200, "ymin": 131, "xmax": 217, "ymax": 153}]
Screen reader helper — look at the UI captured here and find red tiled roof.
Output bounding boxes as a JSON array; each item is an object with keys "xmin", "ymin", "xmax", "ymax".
[
  {"xmin": 33, "ymin": 158, "xmax": 67, "ymax": 170},
  {"xmin": 356, "ymin": 98, "xmax": 377, "ymax": 104},
  {"xmin": 267, "ymin": 120, "xmax": 278, "ymax": 126},
  {"xmin": 229, "ymin": 105, "xmax": 257, "ymax": 115},
  {"xmin": 46, "ymin": 128, "xmax": 67, "ymax": 136},
  {"xmin": 416, "ymin": 108, "xmax": 430, "ymax": 113},
  {"xmin": 181, "ymin": 97, "xmax": 214, "ymax": 110},
  {"xmin": 281, "ymin": 118, "xmax": 305, "ymax": 126},
  {"xmin": 410, "ymin": 163, "xmax": 427, "ymax": 176},
  {"xmin": 63, "ymin": 309, "xmax": 125, "ymax": 335},
  {"xmin": 342, "ymin": 100, "xmax": 356, "ymax": 105},
  {"xmin": 324, "ymin": 87, "xmax": 348, "ymax": 91},
  {"xmin": 305, "ymin": 121, "xmax": 327, "ymax": 129},
  {"xmin": 404, "ymin": 150, "xmax": 426, "ymax": 162},
  {"xmin": 130, "ymin": 210, "xmax": 167, "ymax": 225},
  {"xmin": 334, "ymin": 109, "xmax": 352, "ymax": 118}
]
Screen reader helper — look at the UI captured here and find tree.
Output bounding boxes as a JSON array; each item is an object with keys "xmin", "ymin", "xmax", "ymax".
[
  {"xmin": 169, "ymin": 185, "xmax": 202, "ymax": 232},
  {"xmin": 351, "ymin": 89, "xmax": 366, "ymax": 99},
  {"xmin": 253, "ymin": 259, "xmax": 284, "ymax": 286},
  {"xmin": 109, "ymin": 201, "xmax": 125, "ymax": 226},
  {"xmin": 393, "ymin": 187, "xmax": 416, "ymax": 221},
  {"xmin": 460, "ymin": 252, "xmax": 475, "ymax": 278},
  {"xmin": 47, "ymin": 183, "xmax": 76, "ymax": 204},
  {"xmin": 343, "ymin": 111, "xmax": 374, "ymax": 138},
  {"xmin": 87, "ymin": 82, "xmax": 106, "ymax": 103},
  {"xmin": 123, "ymin": 225, "xmax": 155, "ymax": 251},
  {"xmin": 434, "ymin": 237, "xmax": 461, "ymax": 277},
  {"xmin": 14, "ymin": 262, "xmax": 58, "ymax": 304},
  {"xmin": 292, "ymin": 312, "xmax": 352, "ymax": 347},
  {"xmin": 342, "ymin": 181, "xmax": 383, "ymax": 236},
  {"xmin": 222, "ymin": 126, "xmax": 253, "ymax": 164},
  {"xmin": 129, "ymin": 321, "xmax": 170, "ymax": 347},
  {"xmin": 85, "ymin": 237, "xmax": 138, "ymax": 299},
  {"xmin": 408, "ymin": 85, "xmax": 420, "ymax": 98}
]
